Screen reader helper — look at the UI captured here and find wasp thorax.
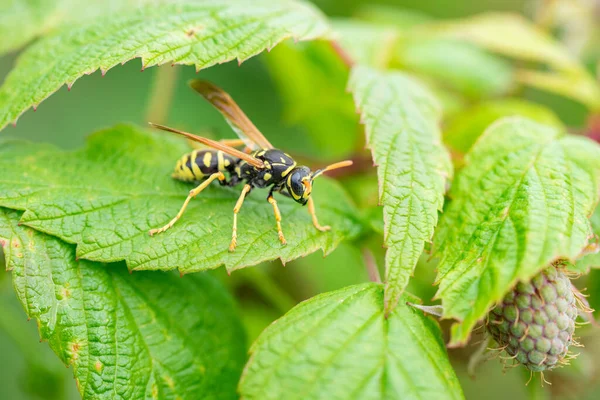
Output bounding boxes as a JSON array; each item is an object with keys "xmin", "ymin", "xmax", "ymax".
[{"xmin": 286, "ymin": 166, "xmax": 312, "ymax": 205}]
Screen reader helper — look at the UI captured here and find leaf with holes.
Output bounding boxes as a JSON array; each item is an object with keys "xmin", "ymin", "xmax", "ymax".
[
  {"xmin": 239, "ymin": 283, "xmax": 464, "ymax": 400},
  {"xmin": 349, "ymin": 65, "xmax": 452, "ymax": 313},
  {"xmin": 0, "ymin": 124, "xmax": 363, "ymax": 273},
  {"xmin": 0, "ymin": 0, "xmax": 329, "ymax": 131},
  {"xmin": 434, "ymin": 117, "xmax": 600, "ymax": 346},
  {"xmin": 0, "ymin": 207, "xmax": 246, "ymax": 399}
]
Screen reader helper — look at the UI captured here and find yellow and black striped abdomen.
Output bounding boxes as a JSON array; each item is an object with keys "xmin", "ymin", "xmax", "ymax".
[{"xmin": 172, "ymin": 149, "xmax": 236, "ymax": 182}]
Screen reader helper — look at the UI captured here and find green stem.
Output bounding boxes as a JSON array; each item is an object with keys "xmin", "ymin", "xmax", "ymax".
[
  {"xmin": 241, "ymin": 267, "xmax": 297, "ymax": 314},
  {"xmin": 145, "ymin": 65, "xmax": 179, "ymax": 125}
]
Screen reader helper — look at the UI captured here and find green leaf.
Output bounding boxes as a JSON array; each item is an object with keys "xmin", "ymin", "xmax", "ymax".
[
  {"xmin": 444, "ymin": 99, "xmax": 563, "ymax": 154},
  {"xmin": 355, "ymin": 4, "xmax": 432, "ymax": 29},
  {"xmin": 515, "ymin": 69, "xmax": 600, "ymax": 111},
  {"xmin": 349, "ymin": 66, "xmax": 452, "ymax": 312},
  {"xmin": 0, "ymin": 124, "xmax": 362, "ymax": 273},
  {"xmin": 263, "ymin": 40, "xmax": 359, "ymax": 160},
  {"xmin": 437, "ymin": 12, "xmax": 600, "ymax": 110},
  {"xmin": 332, "ymin": 19, "xmax": 399, "ymax": 67},
  {"xmin": 434, "ymin": 117, "xmax": 600, "ymax": 346},
  {"xmin": 0, "ymin": 0, "xmax": 329, "ymax": 131},
  {"xmin": 239, "ymin": 283, "xmax": 464, "ymax": 400},
  {"xmin": 0, "ymin": 0, "xmax": 155, "ymax": 56},
  {"xmin": 0, "ymin": 207, "xmax": 246, "ymax": 399},
  {"xmin": 333, "ymin": 20, "xmax": 513, "ymax": 102},
  {"xmin": 439, "ymin": 12, "xmax": 580, "ymax": 72},
  {"xmin": 397, "ymin": 38, "xmax": 514, "ymax": 99}
]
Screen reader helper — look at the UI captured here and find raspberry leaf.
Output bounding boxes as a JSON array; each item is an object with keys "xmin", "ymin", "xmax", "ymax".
[
  {"xmin": 239, "ymin": 283, "xmax": 464, "ymax": 400},
  {"xmin": 0, "ymin": 0, "xmax": 329, "ymax": 131},
  {"xmin": 0, "ymin": 125, "xmax": 363, "ymax": 273},
  {"xmin": 0, "ymin": 207, "xmax": 246, "ymax": 399},
  {"xmin": 349, "ymin": 65, "xmax": 452, "ymax": 313},
  {"xmin": 434, "ymin": 117, "xmax": 600, "ymax": 346}
]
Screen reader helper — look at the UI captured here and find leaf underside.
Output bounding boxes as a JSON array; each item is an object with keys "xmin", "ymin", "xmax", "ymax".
[
  {"xmin": 434, "ymin": 117, "xmax": 600, "ymax": 345},
  {"xmin": 239, "ymin": 283, "xmax": 464, "ymax": 400},
  {"xmin": 0, "ymin": 124, "xmax": 362, "ymax": 273},
  {"xmin": 0, "ymin": 207, "xmax": 246, "ymax": 399},
  {"xmin": 349, "ymin": 65, "xmax": 451, "ymax": 312},
  {"xmin": 0, "ymin": 0, "xmax": 329, "ymax": 131}
]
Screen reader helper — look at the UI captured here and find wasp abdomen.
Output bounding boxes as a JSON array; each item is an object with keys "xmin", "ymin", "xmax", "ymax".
[{"xmin": 172, "ymin": 149, "xmax": 237, "ymax": 182}]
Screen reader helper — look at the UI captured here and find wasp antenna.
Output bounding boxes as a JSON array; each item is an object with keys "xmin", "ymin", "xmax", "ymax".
[{"xmin": 311, "ymin": 160, "xmax": 353, "ymax": 180}]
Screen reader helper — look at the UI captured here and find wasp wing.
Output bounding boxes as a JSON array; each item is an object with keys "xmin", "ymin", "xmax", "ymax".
[
  {"xmin": 149, "ymin": 123, "xmax": 265, "ymax": 169},
  {"xmin": 190, "ymin": 80, "xmax": 274, "ymax": 150}
]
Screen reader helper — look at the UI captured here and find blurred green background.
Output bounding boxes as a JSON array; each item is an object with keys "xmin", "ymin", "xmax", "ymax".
[{"xmin": 1, "ymin": 0, "xmax": 599, "ymax": 399}]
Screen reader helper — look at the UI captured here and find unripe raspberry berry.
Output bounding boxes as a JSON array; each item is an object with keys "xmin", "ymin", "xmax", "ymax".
[{"xmin": 486, "ymin": 267, "xmax": 578, "ymax": 372}]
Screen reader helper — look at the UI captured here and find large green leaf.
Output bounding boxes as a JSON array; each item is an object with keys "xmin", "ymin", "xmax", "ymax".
[
  {"xmin": 349, "ymin": 66, "xmax": 452, "ymax": 312},
  {"xmin": 0, "ymin": 0, "xmax": 329, "ymax": 131},
  {"xmin": 434, "ymin": 117, "xmax": 600, "ymax": 346},
  {"xmin": 0, "ymin": 207, "xmax": 246, "ymax": 399},
  {"xmin": 0, "ymin": 125, "xmax": 362, "ymax": 273},
  {"xmin": 0, "ymin": 0, "xmax": 156, "ymax": 56},
  {"xmin": 239, "ymin": 283, "xmax": 464, "ymax": 400}
]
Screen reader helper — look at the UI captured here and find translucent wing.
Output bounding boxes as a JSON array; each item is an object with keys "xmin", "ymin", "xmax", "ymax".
[
  {"xmin": 149, "ymin": 123, "xmax": 265, "ymax": 169},
  {"xmin": 190, "ymin": 80, "xmax": 274, "ymax": 150}
]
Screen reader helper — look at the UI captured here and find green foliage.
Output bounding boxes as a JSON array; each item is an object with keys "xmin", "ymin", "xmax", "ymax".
[
  {"xmin": 0, "ymin": 208, "xmax": 246, "ymax": 399},
  {"xmin": 332, "ymin": 19, "xmax": 399, "ymax": 67},
  {"xmin": 396, "ymin": 39, "xmax": 513, "ymax": 99},
  {"xmin": 444, "ymin": 99, "xmax": 563, "ymax": 154},
  {"xmin": 263, "ymin": 40, "xmax": 359, "ymax": 160},
  {"xmin": 240, "ymin": 283, "xmax": 464, "ymax": 400},
  {"xmin": 0, "ymin": 0, "xmax": 157, "ymax": 56},
  {"xmin": 438, "ymin": 12, "xmax": 600, "ymax": 110},
  {"xmin": 434, "ymin": 117, "xmax": 600, "ymax": 345},
  {"xmin": 439, "ymin": 13, "xmax": 579, "ymax": 71},
  {"xmin": 2, "ymin": 1, "xmax": 600, "ymax": 398},
  {"xmin": 0, "ymin": 125, "xmax": 363, "ymax": 272},
  {"xmin": 0, "ymin": 0, "xmax": 329, "ymax": 130},
  {"xmin": 349, "ymin": 66, "xmax": 451, "ymax": 312}
]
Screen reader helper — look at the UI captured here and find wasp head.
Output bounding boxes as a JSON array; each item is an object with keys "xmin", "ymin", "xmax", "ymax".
[
  {"xmin": 285, "ymin": 160, "xmax": 353, "ymax": 205},
  {"xmin": 286, "ymin": 166, "xmax": 312, "ymax": 205}
]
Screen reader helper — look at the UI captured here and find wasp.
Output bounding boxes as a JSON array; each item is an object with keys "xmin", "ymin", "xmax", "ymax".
[{"xmin": 149, "ymin": 80, "xmax": 352, "ymax": 252}]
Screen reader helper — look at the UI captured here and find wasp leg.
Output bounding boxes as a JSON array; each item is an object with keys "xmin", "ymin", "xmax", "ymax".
[
  {"xmin": 229, "ymin": 184, "xmax": 252, "ymax": 252},
  {"xmin": 267, "ymin": 193, "xmax": 287, "ymax": 246},
  {"xmin": 149, "ymin": 172, "xmax": 225, "ymax": 236},
  {"xmin": 307, "ymin": 197, "xmax": 330, "ymax": 232}
]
